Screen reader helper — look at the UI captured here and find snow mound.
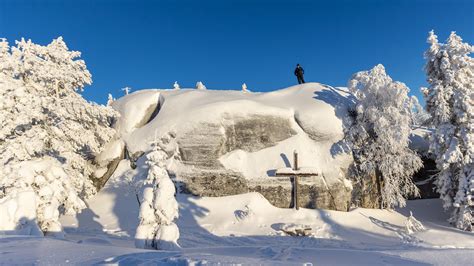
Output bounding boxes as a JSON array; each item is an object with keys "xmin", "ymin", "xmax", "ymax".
[
  {"xmin": 0, "ymin": 190, "xmax": 42, "ymax": 236},
  {"xmin": 114, "ymin": 83, "xmax": 354, "ymax": 185},
  {"xmin": 111, "ymin": 90, "xmax": 161, "ymax": 136},
  {"xmin": 123, "ymin": 83, "xmax": 350, "ymax": 151}
]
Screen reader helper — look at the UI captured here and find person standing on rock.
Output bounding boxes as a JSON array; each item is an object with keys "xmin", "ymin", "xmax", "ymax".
[{"xmin": 294, "ymin": 64, "xmax": 305, "ymax": 84}]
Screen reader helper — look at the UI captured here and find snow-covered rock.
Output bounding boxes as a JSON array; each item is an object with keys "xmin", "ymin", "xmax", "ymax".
[
  {"xmin": 111, "ymin": 90, "xmax": 162, "ymax": 136},
  {"xmin": 409, "ymin": 127, "xmax": 431, "ymax": 156},
  {"xmin": 273, "ymin": 223, "xmax": 313, "ymax": 236},
  {"xmin": 112, "ymin": 83, "xmax": 356, "ymax": 211}
]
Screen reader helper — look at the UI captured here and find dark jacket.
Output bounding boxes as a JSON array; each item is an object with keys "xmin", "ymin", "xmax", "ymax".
[{"xmin": 294, "ymin": 66, "xmax": 304, "ymax": 77}]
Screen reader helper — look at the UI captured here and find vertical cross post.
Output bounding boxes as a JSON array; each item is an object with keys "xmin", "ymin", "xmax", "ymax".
[
  {"xmin": 276, "ymin": 151, "xmax": 318, "ymax": 211},
  {"xmin": 293, "ymin": 150, "xmax": 299, "ymax": 210}
]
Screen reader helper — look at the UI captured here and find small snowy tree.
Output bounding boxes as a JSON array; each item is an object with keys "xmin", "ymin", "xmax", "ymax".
[
  {"xmin": 173, "ymin": 81, "xmax": 180, "ymax": 90},
  {"xmin": 347, "ymin": 64, "xmax": 423, "ymax": 208},
  {"xmin": 405, "ymin": 211, "xmax": 425, "ymax": 234},
  {"xmin": 195, "ymin": 81, "xmax": 206, "ymax": 90},
  {"xmin": 2, "ymin": 158, "xmax": 87, "ymax": 238},
  {"xmin": 122, "ymin": 86, "xmax": 131, "ymax": 95},
  {"xmin": 242, "ymin": 83, "xmax": 248, "ymax": 93},
  {"xmin": 0, "ymin": 38, "xmax": 16, "ymax": 76},
  {"xmin": 135, "ymin": 134, "xmax": 179, "ymax": 250},
  {"xmin": 107, "ymin": 93, "xmax": 115, "ymax": 106},
  {"xmin": 423, "ymin": 31, "xmax": 473, "ymax": 231},
  {"xmin": 0, "ymin": 37, "xmax": 118, "ymax": 236}
]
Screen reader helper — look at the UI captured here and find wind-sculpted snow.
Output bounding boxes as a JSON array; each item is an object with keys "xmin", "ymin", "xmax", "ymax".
[{"xmin": 111, "ymin": 90, "xmax": 162, "ymax": 136}]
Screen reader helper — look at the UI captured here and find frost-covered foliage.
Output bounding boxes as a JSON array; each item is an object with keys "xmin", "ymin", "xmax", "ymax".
[
  {"xmin": 135, "ymin": 134, "xmax": 179, "ymax": 250},
  {"xmin": 0, "ymin": 38, "xmax": 16, "ymax": 76},
  {"xmin": 347, "ymin": 64, "xmax": 423, "ymax": 208},
  {"xmin": 0, "ymin": 37, "xmax": 118, "ymax": 236},
  {"xmin": 423, "ymin": 31, "xmax": 473, "ymax": 231},
  {"xmin": 196, "ymin": 81, "xmax": 206, "ymax": 90},
  {"xmin": 173, "ymin": 81, "xmax": 180, "ymax": 90},
  {"xmin": 410, "ymin": 95, "xmax": 431, "ymax": 126},
  {"xmin": 12, "ymin": 37, "xmax": 92, "ymax": 97}
]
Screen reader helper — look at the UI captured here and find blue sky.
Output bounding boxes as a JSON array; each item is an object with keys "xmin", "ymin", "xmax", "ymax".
[{"xmin": 1, "ymin": 0, "xmax": 473, "ymax": 104}]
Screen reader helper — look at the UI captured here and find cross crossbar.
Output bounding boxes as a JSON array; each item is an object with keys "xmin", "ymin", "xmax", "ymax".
[{"xmin": 272, "ymin": 151, "xmax": 319, "ymax": 210}]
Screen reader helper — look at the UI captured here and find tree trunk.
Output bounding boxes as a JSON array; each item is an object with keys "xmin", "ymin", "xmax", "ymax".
[{"xmin": 375, "ymin": 167, "xmax": 384, "ymax": 209}]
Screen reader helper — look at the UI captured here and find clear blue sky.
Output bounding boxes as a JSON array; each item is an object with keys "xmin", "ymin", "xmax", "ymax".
[{"xmin": 1, "ymin": 0, "xmax": 473, "ymax": 104}]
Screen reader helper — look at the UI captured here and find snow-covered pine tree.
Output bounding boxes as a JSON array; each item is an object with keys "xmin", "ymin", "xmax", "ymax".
[
  {"xmin": 0, "ymin": 37, "xmax": 118, "ymax": 237},
  {"xmin": 196, "ymin": 81, "xmax": 207, "ymax": 90},
  {"xmin": 242, "ymin": 83, "xmax": 248, "ymax": 93},
  {"xmin": 107, "ymin": 93, "xmax": 115, "ymax": 106},
  {"xmin": 347, "ymin": 64, "xmax": 423, "ymax": 208},
  {"xmin": 12, "ymin": 37, "xmax": 92, "ymax": 97},
  {"xmin": 135, "ymin": 134, "xmax": 179, "ymax": 250},
  {"xmin": 0, "ymin": 38, "xmax": 16, "ymax": 76},
  {"xmin": 405, "ymin": 211, "xmax": 425, "ymax": 234},
  {"xmin": 173, "ymin": 81, "xmax": 180, "ymax": 90},
  {"xmin": 423, "ymin": 31, "xmax": 473, "ymax": 231}
]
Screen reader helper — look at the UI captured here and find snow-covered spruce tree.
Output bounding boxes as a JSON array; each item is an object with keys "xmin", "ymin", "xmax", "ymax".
[
  {"xmin": 0, "ymin": 38, "xmax": 16, "ymax": 76},
  {"xmin": 196, "ymin": 81, "xmax": 207, "ymax": 90},
  {"xmin": 173, "ymin": 81, "xmax": 180, "ymax": 90},
  {"xmin": 242, "ymin": 83, "xmax": 248, "ymax": 93},
  {"xmin": 0, "ymin": 37, "xmax": 118, "ymax": 237},
  {"xmin": 422, "ymin": 31, "xmax": 473, "ymax": 231},
  {"xmin": 405, "ymin": 211, "xmax": 425, "ymax": 234},
  {"xmin": 135, "ymin": 135, "xmax": 179, "ymax": 250},
  {"xmin": 347, "ymin": 64, "xmax": 423, "ymax": 209},
  {"xmin": 107, "ymin": 93, "xmax": 115, "ymax": 106}
]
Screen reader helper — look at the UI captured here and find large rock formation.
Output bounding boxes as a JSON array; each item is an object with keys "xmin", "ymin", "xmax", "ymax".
[{"xmin": 112, "ymin": 83, "xmax": 355, "ymax": 211}]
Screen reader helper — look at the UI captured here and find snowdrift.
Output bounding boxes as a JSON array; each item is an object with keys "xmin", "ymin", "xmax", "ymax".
[{"xmin": 51, "ymin": 165, "xmax": 474, "ymax": 264}]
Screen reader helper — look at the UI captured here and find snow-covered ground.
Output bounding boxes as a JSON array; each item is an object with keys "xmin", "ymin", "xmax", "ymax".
[
  {"xmin": 2, "ymin": 84, "xmax": 472, "ymax": 265},
  {"xmin": 2, "ymin": 159, "xmax": 473, "ymax": 265}
]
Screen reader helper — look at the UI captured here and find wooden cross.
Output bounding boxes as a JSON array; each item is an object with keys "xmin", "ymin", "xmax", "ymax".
[{"xmin": 275, "ymin": 150, "xmax": 319, "ymax": 210}]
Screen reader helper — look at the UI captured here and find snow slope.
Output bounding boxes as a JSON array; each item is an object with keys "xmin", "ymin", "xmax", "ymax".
[
  {"xmin": 2, "ymin": 160, "xmax": 473, "ymax": 264},
  {"xmin": 3, "ymin": 85, "xmax": 470, "ymax": 265}
]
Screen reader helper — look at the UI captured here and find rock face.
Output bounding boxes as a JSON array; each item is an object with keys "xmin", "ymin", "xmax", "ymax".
[
  {"xmin": 113, "ymin": 84, "xmax": 355, "ymax": 211},
  {"xmin": 254, "ymin": 179, "xmax": 351, "ymax": 211},
  {"xmin": 178, "ymin": 115, "xmax": 297, "ymax": 169},
  {"xmin": 350, "ymin": 171, "xmax": 382, "ymax": 209},
  {"xmin": 179, "ymin": 170, "xmax": 351, "ymax": 211}
]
